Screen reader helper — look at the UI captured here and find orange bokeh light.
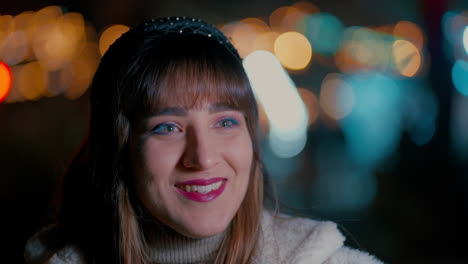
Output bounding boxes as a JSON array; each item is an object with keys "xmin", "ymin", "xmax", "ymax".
[
  {"xmin": 99, "ymin": 24, "xmax": 129, "ymax": 56},
  {"xmin": 274, "ymin": 31, "xmax": 312, "ymax": 70},
  {"xmin": 270, "ymin": 6, "xmax": 307, "ymax": 33},
  {"xmin": 393, "ymin": 39, "xmax": 421, "ymax": 77},
  {"xmin": 393, "ymin": 21, "xmax": 425, "ymax": 50},
  {"xmin": 0, "ymin": 62, "xmax": 12, "ymax": 102}
]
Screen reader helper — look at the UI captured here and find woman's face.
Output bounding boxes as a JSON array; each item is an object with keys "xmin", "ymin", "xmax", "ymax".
[{"xmin": 131, "ymin": 101, "xmax": 253, "ymax": 238}]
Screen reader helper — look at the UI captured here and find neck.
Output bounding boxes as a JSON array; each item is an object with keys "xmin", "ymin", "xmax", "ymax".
[{"xmin": 143, "ymin": 220, "xmax": 226, "ymax": 263}]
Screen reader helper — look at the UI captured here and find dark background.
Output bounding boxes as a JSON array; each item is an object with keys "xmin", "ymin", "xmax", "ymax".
[{"xmin": 1, "ymin": 0, "xmax": 468, "ymax": 263}]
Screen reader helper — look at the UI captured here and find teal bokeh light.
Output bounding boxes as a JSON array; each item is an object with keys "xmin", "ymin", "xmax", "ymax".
[
  {"xmin": 301, "ymin": 12, "xmax": 344, "ymax": 55},
  {"xmin": 452, "ymin": 60, "xmax": 468, "ymax": 96},
  {"xmin": 340, "ymin": 72, "xmax": 403, "ymax": 167}
]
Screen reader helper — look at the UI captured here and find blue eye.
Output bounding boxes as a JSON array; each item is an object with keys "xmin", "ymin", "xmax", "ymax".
[
  {"xmin": 216, "ymin": 118, "xmax": 239, "ymax": 128},
  {"xmin": 151, "ymin": 123, "xmax": 180, "ymax": 135}
]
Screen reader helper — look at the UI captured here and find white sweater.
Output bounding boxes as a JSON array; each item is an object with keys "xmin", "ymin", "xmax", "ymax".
[
  {"xmin": 25, "ymin": 210, "xmax": 383, "ymax": 264},
  {"xmin": 254, "ymin": 210, "xmax": 383, "ymax": 264}
]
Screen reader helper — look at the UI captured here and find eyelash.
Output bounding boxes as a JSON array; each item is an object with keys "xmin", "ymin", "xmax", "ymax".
[
  {"xmin": 150, "ymin": 117, "xmax": 240, "ymax": 135},
  {"xmin": 215, "ymin": 117, "xmax": 239, "ymax": 128},
  {"xmin": 151, "ymin": 123, "xmax": 180, "ymax": 135}
]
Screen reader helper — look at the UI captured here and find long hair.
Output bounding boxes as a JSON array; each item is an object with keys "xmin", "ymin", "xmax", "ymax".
[{"xmin": 57, "ymin": 23, "xmax": 264, "ymax": 263}]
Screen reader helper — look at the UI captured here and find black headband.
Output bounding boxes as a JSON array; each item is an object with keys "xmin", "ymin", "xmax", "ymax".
[{"xmin": 119, "ymin": 16, "xmax": 241, "ymax": 60}]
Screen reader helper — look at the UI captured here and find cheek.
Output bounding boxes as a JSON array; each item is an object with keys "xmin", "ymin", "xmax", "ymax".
[
  {"xmin": 227, "ymin": 133, "xmax": 254, "ymax": 174},
  {"xmin": 136, "ymin": 139, "xmax": 183, "ymax": 185}
]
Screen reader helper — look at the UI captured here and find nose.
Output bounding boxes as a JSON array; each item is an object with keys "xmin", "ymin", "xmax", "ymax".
[{"xmin": 181, "ymin": 126, "xmax": 219, "ymax": 170}]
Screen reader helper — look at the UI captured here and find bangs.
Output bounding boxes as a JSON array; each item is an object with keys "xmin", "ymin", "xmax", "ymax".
[
  {"xmin": 120, "ymin": 34, "xmax": 257, "ymax": 125},
  {"xmin": 153, "ymin": 53, "xmax": 249, "ymax": 113}
]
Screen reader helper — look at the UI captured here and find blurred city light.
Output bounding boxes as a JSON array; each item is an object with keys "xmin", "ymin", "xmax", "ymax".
[
  {"xmin": 301, "ymin": 12, "xmax": 344, "ymax": 55},
  {"xmin": 1, "ymin": 31, "xmax": 28, "ymax": 65},
  {"xmin": 269, "ymin": 6, "xmax": 306, "ymax": 33},
  {"xmin": 392, "ymin": 39, "xmax": 421, "ymax": 77},
  {"xmin": 243, "ymin": 50, "xmax": 308, "ymax": 158},
  {"xmin": 404, "ymin": 85, "xmax": 438, "ymax": 146},
  {"xmin": 253, "ymin": 31, "xmax": 279, "ymax": 53},
  {"xmin": 335, "ymin": 26, "xmax": 393, "ymax": 73},
  {"xmin": 228, "ymin": 21, "xmax": 261, "ymax": 58},
  {"xmin": 33, "ymin": 12, "xmax": 86, "ymax": 71},
  {"xmin": 64, "ymin": 42, "xmax": 101, "ymax": 100},
  {"xmin": 274, "ymin": 31, "xmax": 312, "ymax": 70},
  {"xmin": 99, "ymin": 24, "xmax": 129, "ymax": 56},
  {"xmin": 291, "ymin": 1, "xmax": 320, "ymax": 16},
  {"xmin": 17, "ymin": 61, "xmax": 47, "ymax": 100},
  {"xmin": 393, "ymin": 20, "xmax": 425, "ymax": 50},
  {"xmin": 340, "ymin": 72, "xmax": 403, "ymax": 167},
  {"xmin": 452, "ymin": 59, "xmax": 468, "ymax": 96},
  {"xmin": 298, "ymin": 87, "xmax": 319, "ymax": 127},
  {"xmin": 463, "ymin": 26, "xmax": 468, "ymax": 55},
  {"xmin": 442, "ymin": 11, "xmax": 467, "ymax": 47},
  {"xmin": 0, "ymin": 62, "xmax": 12, "ymax": 102},
  {"xmin": 319, "ymin": 73, "xmax": 354, "ymax": 120}
]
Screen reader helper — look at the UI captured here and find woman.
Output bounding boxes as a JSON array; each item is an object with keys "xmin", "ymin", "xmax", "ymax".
[{"xmin": 25, "ymin": 17, "xmax": 382, "ymax": 264}]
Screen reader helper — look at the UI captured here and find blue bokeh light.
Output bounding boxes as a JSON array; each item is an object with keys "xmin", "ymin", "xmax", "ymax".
[
  {"xmin": 403, "ymin": 84, "xmax": 438, "ymax": 146},
  {"xmin": 340, "ymin": 72, "xmax": 403, "ymax": 167},
  {"xmin": 301, "ymin": 12, "xmax": 344, "ymax": 55},
  {"xmin": 452, "ymin": 59, "xmax": 468, "ymax": 96}
]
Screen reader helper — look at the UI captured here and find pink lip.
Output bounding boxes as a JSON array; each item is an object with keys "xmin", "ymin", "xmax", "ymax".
[{"xmin": 174, "ymin": 178, "xmax": 227, "ymax": 203}]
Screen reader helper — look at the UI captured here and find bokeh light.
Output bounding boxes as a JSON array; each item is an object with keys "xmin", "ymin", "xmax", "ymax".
[
  {"xmin": 336, "ymin": 26, "xmax": 393, "ymax": 72},
  {"xmin": 16, "ymin": 61, "xmax": 47, "ymax": 100},
  {"xmin": 292, "ymin": 1, "xmax": 320, "ymax": 15},
  {"xmin": 0, "ymin": 62, "xmax": 12, "ymax": 102},
  {"xmin": 253, "ymin": 31, "xmax": 280, "ymax": 53},
  {"xmin": 34, "ymin": 5, "xmax": 63, "ymax": 26},
  {"xmin": 269, "ymin": 6, "xmax": 306, "ymax": 33},
  {"xmin": 99, "ymin": 24, "xmax": 129, "ymax": 56},
  {"xmin": 243, "ymin": 50, "xmax": 308, "ymax": 158},
  {"xmin": 274, "ymin": 31, "xmax": 312, "ymax": 70},
  {"xmin": 404, "ymin": 85, "xmax": 438, "ymax": 146},
  {"xmin": 64, "ymin": 42, "xmax": 101, "ymax": 99},
  {"xmin": 442, "ymin": 11, "xmax": 468, "ymax": 46},
  {"xmin": 340, "ymin": 72, "xmax": 403, "ymax": 167},
  {"xmin": 393, "ymin": 21, "xmax": 425, "ymax": 50},
  {"xmin": 33, "ymin": 13, "xmax": 86, "ymax": 71},
  {"xmin": 464, "ymin": 26, "xmax": 468, "ymax": 55},
  {"xmin": 393, "ymin": 39, "xmax": 421, "ymax": 77},
  {"xmin": 0, "ymin": 30, "xmax": 28, "ymax": 65},
  {"xmin": 227, "ymin": 21, "xmax": 261, "ymax": 58},
  {"xmin": 319, "ymin": 73, "xmax": 354, "ymax": 120},
  {"xmin": 298, "ymin": 87, "xmax": 319, "ymax": 127},
  {"xmin": 452, "ymin": 59, "xmax": 468, "ymax": 96},
  {"xmin": 301, "ymin": 12, "xmax": 344, "ymax": 55}
]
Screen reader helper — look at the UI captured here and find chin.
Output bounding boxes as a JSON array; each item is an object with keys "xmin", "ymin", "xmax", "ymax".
[{"xmin": 179, "ymin": 211, "xmax": 234, "ymax": 239}]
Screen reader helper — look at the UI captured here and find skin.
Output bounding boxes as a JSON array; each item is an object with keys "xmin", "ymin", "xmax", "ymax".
[{"xmin": 131, "ymin": 102, "xmax": 253, "ymax": 238}]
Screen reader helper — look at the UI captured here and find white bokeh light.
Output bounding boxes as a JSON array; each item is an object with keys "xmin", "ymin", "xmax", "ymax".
[{"xmin": 243, "ymin": 50, "xmax": 308, "ymax": 158}]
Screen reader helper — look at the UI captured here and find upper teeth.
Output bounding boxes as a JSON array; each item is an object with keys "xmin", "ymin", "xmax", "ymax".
[{"xmin": 180, "ymin": 181, "xmax": 223, "ymax": 194}]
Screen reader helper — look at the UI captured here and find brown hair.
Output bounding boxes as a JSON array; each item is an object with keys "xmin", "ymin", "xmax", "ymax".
[{"xmin": 58, "ymin": 29, "xmax": 264, "ymax": 263}]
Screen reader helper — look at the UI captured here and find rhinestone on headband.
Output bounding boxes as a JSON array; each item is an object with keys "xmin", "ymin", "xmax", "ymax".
[{"xmin": 127, "ymin": 16, "xmax": 240, "ymax": 59}]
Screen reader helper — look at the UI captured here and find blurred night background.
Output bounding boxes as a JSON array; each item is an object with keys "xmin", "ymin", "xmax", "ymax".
[{"xmin": 1, "ymin": 0, "xmax": 468, "ymax": 263}]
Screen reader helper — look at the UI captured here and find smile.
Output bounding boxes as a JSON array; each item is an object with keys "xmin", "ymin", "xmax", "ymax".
[
  {"xmin": 177, "ymin": 181, "xmax": 223, "ymax": 193},
  {"xmin": 174, "ymin": 178, "xmax": 227, "ymax": 202}
]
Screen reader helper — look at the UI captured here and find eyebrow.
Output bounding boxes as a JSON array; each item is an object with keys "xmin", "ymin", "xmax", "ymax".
[{"xmin": 152, "ymin": 103, "xmax": 240, "ymax": 117}]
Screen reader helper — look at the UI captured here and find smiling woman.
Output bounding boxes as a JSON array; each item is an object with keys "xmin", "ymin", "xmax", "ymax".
[{"xmin": 24, "ymin": 17, "xmax": 382, "ymax": 264}]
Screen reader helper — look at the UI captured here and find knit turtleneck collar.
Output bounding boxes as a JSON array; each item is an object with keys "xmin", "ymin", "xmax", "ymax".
[{"xmin": 143, "ymin": 220, "xmax": 225, "ymax": 264}]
